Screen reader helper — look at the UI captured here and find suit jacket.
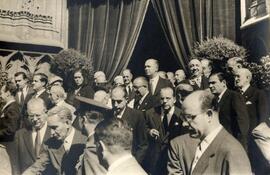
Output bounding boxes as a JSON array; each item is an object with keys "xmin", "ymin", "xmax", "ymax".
[
  {"xmin": 183, "ymin": 75, "xmax": 209, "ymax": 91},
  {"xmin": 150, "ymin": 77, "xmax": 173, "ymax": 107},
  {"xmin": 218, "ymin": 89, "xmax": 249, "ymax": 148},
  {"xmin": 145, "ymin": 106, "xmax": 186, "ymax": 175},
  {"xmin": 167, "ymin": 129, "xmax": 252, "ymax": 175},
  {"xmin": 36, "ymin": 90, "xmax": 53, "ymax": 109},
  {"xmin": 0, "ymin": 101, "xmax": 20, "ymax": 142},
  {"xmin": 242, "ymin": 86, "xmax": 269, "ymax": 130},
  {"xmin": 15, "ymin": 86, "xmax": 35, "ymax": 114},
  {"xmin": 120, "ymin": 107, "xmax": 148, "ymax": 164},
  {"xmin": 134, "ymin": 93, "xmax": 157, "ymax": 111},
  {"xmin": 67, "ymin": 85, "xmax": 95, "ymax": 110},
  {"xmin": 106, "ymin": 155, "xmax": 147, "ymax": 175},
  {"xmin": 23, "ymin": 128, "xmax": 87, "ymax": 175},
  {"xmin": 13, "ymin": 126, "xmax": 51, "ymax": 174},
  {"xmin": 76, "ymin": 134, "xmax": 106, "ymax": 175}
]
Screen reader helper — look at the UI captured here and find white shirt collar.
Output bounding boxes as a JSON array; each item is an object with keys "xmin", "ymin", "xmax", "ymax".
[
  {"xmin": 107, "ymin": 154, "xmax": 133, "ymax": 174},
  {"xmin": 32, "ymin": 122, "xmax": 48, "ymax": 146},
  {"xmin": 1, "ymin": 99, "xmax": 16, "ymax": 112},
  {"xmin": 149, "ymin": 75, "xmax": 159, "ymax": 93},
  {"xmin": 115, "ymin": 107, "xmax": 126, "ymax": 119},
  {"xmin": 63, "ymin": 127, "xmax": 75, "ymax": 151},
  {"xmin": 162, "ymin": 106, "xmax": 175, "ymax": 124},
  {"xmin": 218, "ymin": 88, "xmax": 227, "ymax": 102},
  {"xmin": 35, "ymin": 89, "xmax": 46, "ymax": 97},
  {"xmin": 241, "ymin": 84, "xmax": 250, "ymax": 93},
  {"xmin": 56, "ymin": 100, "xmax": 65, "ymax": 106},
  {"xmin": 139, "ymin": 91, "xmax": 149, "ymax": 104}
]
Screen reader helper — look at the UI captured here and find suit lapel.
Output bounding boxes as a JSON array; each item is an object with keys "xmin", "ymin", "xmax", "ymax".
[
  {"xmin": 243, "ymin": 86, "xmax": 253, "ymax": 100},
  {"xmin": 192, "ymin": 129, "xmax": 226, "ymax": 174},
  {"xmin": 218, "ymin": 89, "xmax": 229, "ymax": 109}
]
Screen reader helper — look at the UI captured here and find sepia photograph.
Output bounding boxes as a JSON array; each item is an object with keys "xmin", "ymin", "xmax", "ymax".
[{"xmin": 0, "ymin": 0, "xmax": 269, "ymax": 174}]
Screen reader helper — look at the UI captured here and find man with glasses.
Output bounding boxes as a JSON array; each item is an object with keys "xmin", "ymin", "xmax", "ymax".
[
  {"xmin": 14, "ymin": 98, "xmax": 51, "ymax": 174},
  {"xmin": 167, "ymin": 90, "xmax": 252, "ymax": 175},
  {"xmin": 133, "ymin": 77, "xmax": 156, "ymax": 111}
]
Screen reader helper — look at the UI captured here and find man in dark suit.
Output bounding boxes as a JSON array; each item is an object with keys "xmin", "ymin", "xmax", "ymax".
[
  {"xmin": 145, "ymin": 87, "xmax": 186, "ymax": 175},
  {"xmin": 174, "ymin": 69, "xmax": 186, "ymax": 87},
  {"xmin": 133, "ymin": 77, "xmax": 156, "ymax": 111},
  {"xmin": 209, "ymin": 72, "xmax": 250, "ymax": 149},
  {"xmin": 0, "ymin": 81, "xmax": 20, "ymax": 144},
  {"xmin": 235, "ymin": 68, "xmax": 269, "ymax": 174},
  {"xmin": 144, "ymin": 58, "xmax": 173, "ymax": 104},
  {"xmin": 13, "ymin": 98, "xmax": 51, "ymax": 174},
  {"xmin": 76, "ymin": 109, "xmax": 107, "ymax": 175},
  {"xmin": 226, "ymin": 57, "xmax": 244, "ymax": 90},
  {"xmin": 122, "ymin": 69, "xmax": 136, "ymax": 104},
  {"xmin": 184, "ymin": 59, "xmax": 209, "ymax": 90},
  {"xmin": 167, "ymin": 90, "xmax": 252, "ymax": 175},
  {"xmin": 14, "ymin": 72, "xmax": 34, "ymax": 114},
  {"xmin": 23, "ymin": 106, "xmax": 87, "ymax": 175},
  {"xmin": 111, "ymin": 86, "xmax": 148, "ymax": 164},
  {"xmin": 235, "ymin": 68, "xmax": 268, "ymax": 129},
  {"xmin": 32, "ymin": 73, "xmax": 53, "ymax": 109},
  {"xmin": 0, "ymin": 81, "xmax": 21, "ymax": 172}
]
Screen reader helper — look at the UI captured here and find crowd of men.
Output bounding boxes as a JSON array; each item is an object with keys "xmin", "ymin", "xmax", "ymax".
[{"xmin": 0, "ymin": 56, "xmax": 269, "ymax": 175}]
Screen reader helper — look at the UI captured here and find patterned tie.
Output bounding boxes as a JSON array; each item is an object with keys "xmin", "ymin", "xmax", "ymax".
[{"xmin": 35, "ymin": 130, "xmax": 41, "ymax": 157}]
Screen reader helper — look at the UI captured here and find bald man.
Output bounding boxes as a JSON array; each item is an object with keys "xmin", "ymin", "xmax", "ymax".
[
  {"xmin": 174, "ymin": 69, "xmax": 186, "ymax": 86},
  {"xmin": 184, "ymin": 59, "xmax": 209, "ymax": 90},
  {"xmin": 145, "ymin": 59, "xmax": 173, "ymax": 107},
  {"xmin": 133, "ymin": 77, "xmax": 156, "ymax": 111},
  {"xmin": 167, "ymin": 90, "xmax": 251, "ymax": 175}
]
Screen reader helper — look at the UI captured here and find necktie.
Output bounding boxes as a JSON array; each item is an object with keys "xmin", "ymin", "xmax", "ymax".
[
  {"xmin": 163, "ymin": 111, "xmax": 169, "ymax": 132},
  {"xmin": 149, "ymin": 80, "xmax": 154, "ymax": 95},
  {"xmin": 35, "ymin": 130, "xmax": 41, "ymax": 157},
  {"xmin": 20, "ymin": 90, "xmax": 24, "ymax": 105}
]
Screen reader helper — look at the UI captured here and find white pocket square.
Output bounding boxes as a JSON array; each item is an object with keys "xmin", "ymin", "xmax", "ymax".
[{"xmin": 246, "ymin": 101, "xmax": 252, "ymax": 105}]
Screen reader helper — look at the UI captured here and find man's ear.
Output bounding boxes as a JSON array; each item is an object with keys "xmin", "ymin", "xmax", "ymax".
[{"xmin": 207, "ymin": 109, "xmax": 213, "ymax": 117}]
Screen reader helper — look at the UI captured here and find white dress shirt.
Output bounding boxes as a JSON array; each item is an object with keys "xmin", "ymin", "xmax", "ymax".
[
  {"xmin": 161, "ymin": 106, "xmax": 175, "ymax": 125},
  {"xmin": 63, "ymin": 127, "xmax": 75, "ymax": 152},
  {"xmin": 107, "ymin": 154, "xmax": 133, "ymax": 175},
  {"xmin": 191, "ymin": 125, "xmax": 223, "ymax": 173},
  {"xmin": 218, "ymin": 88, "xmax": 227, "ymax": 103},
  {"xmin": 149, "ymin": 75, "xmax": 159, "ymax": 94},
  {"xmin": 32, "ymin": 122, "xmax": 48, "ymax": 146}
]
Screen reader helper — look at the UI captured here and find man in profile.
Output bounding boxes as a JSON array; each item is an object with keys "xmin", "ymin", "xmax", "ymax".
[
  {"xmin": 23, "ymin": 106, "xmax": 87, "ymax": 175},
  {"xmin": 167, "ymin": 90, "xmax": 252, "ymax": 175},
  {"xmin": 208, "ymin": 72, "xmax": 249, "ymax": 148},
  {"xmin": 94, "ymin": 118, "xmax": 147, "ymax": 175}
]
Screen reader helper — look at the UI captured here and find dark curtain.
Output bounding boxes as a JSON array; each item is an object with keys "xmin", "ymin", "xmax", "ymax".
[
  {"xmin": 151, "ymin": 0, "xmax": 238, "ymax": 72},
  {"xmin": 68, "ymin": 0, "xmax": 150, "ymax": 81}
]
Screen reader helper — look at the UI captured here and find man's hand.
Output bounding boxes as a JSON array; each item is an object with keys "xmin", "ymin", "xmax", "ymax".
[{"xmin": 149, "ymin": 129, "xmax": 160, "ymax": 139}]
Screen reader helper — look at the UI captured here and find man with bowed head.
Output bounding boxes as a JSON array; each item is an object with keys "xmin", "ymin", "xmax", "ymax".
[
  {"xmin": 167, "ymin": 90, "xmax": 252, "ymax": 175},
  {"xmin": 14, "ymin": 98, "xmax": 51, "ymax": 174},
  {"xmin": 94, "ymin": 118, "xmax": 147, "ymax": 175}
]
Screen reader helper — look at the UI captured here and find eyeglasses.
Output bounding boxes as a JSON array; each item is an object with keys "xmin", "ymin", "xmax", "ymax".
[{"xmin": 182, "ymin": 112, "xmax": 204, "ymax": 122}]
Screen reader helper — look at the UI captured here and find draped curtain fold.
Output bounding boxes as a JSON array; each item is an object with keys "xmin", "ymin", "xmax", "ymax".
[
  {"xmin": 68, "ymin": 0, "xmax": 149, "ymax": 81},
  {"xmin": 151, "ymin": 0, "xmax": 237, "ymax": 72}
]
